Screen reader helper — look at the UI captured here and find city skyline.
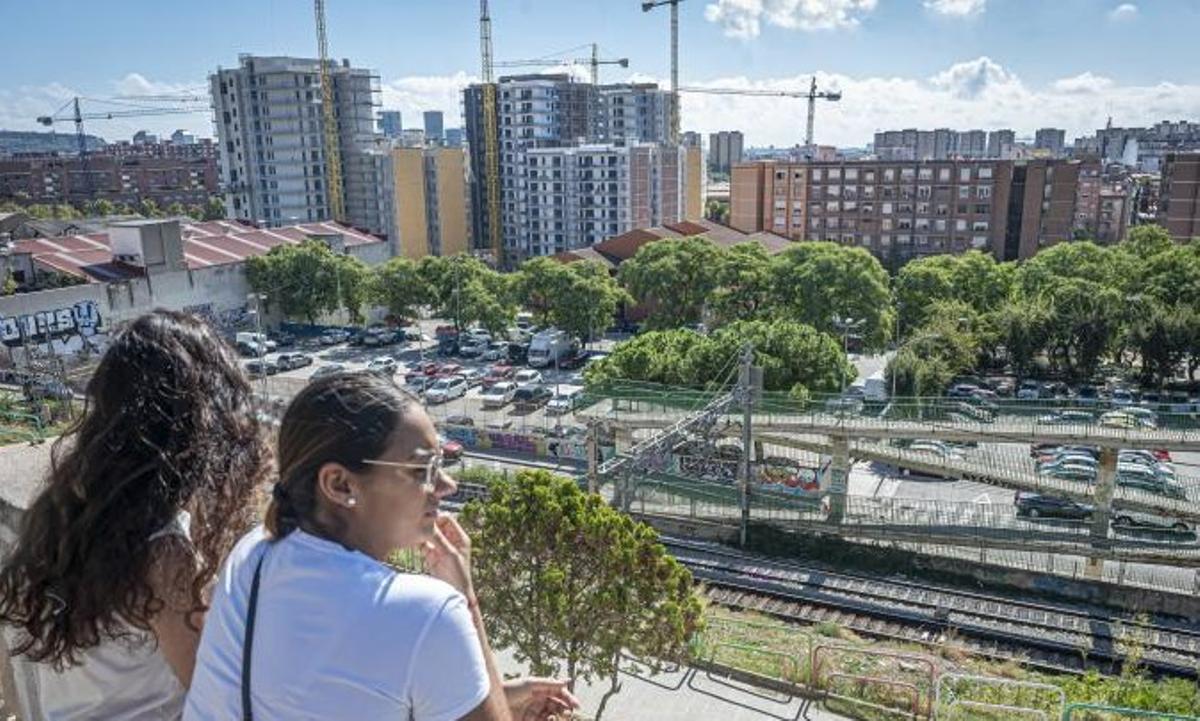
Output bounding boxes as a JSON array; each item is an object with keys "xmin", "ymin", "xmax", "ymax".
[{"xmin": 1, "ymin": 0, "xmax": 1199, "ymax": 148}]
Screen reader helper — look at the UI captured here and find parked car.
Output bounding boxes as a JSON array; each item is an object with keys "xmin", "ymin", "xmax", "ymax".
[
  {"xmin": 439, "ymin": 435, "xmax": 464, "ymax": 461},
  {"xmin": 437, "ymin": 363, "xmax": 464, "ymax": 378},
  {"xmin": 425, "ymin": 376, "xmax": 468, "ymax": 404},
  {"xmin": 269, "ymin": 331, "xmax": 296, "ymax": 347},
  {"xmin": 507, "ymin": 342, "xmax": 530, "ymax": 365},
  {"xmin": 236, "ymin": 340, "xmax": 269, "ymax": 358},
  {"xmin": 1110, "ymin": 388, "xmax": 1135, "ymax": 407},
  {"xmin": 513, "ymin": 385, "xmax": 553, "ymax": 410},
  {"xmin": 1038, "ymin": 455, "xmax": 1099, "ymax": 474},
  {"xmin": 460, "ymin": 367, "xmax": 488, "ymax": 387},
  {"xmin": 947, "ymin": 383, "xmax": 980, "ymax": 399},
  {"xmin": 402, "ymin": 326, "xmax": 426, "ymax": 342},
  {"xmin": 320, "ymin": 329, "xmax": 351, "ymax": 344},
  {"xmin": 1074, "ymin": 385, "xmax": 1102, "ymax": 405},
  {"xmin": 483, "ymin": 364, "xmax": 515, "ymax": 387},
  {"xmin": 481, "ymin": 341, "xmax": 510, "ymax": 361},
  {"xmin": 547, "ymin": 387, "xmax": 586, "ymax": 415},
  {"xmin": 1111, "ymin": 511, "xmax": 1192, "ymax": 534},
  {"xmin": 366, "ymin": 357, "xmax": 398, "ymax": 375},
  {"xmin": 443, "ymin": 414, "xmax": 475, "ymax": 427},
  {"xmin": 1039, "ymin": 464, "xmax": 1097, "ymax": 483},
  {"xmin": 514, "ymin": 369, "xmax": 544, "ymax": 389},
  {"xmin": 824, "ymin": 396, "xmax": 864, "ymax": 414},
  {"xmin": 1037, "ymin": 410, "xmax": 1095, "ymax": 425},
  {"xmin": 405, "ymin": 375, "xmax": 435, "ymax": 395},
  {"xmin": 480, "ymin": 381, "xmax": 518, "ymax": 409},
  {"xmin": 1016, "ymin": 380, "xmax": 1043, "ymax": 400},
  {"xmin": 309, "ymin": 363, "xmax": 347, "ymax": 380},
  {"xmin": 1100, "ymin": 409, "xmax": 1156, "ymax": 429},
  {"xmin": 1014, "ymin": 492, "xmax": 1093, "ymax": 520},
  {"xmin": 274, "ymin": 352, "xmax": 313, "ymax": 370},
  {"xmin": 908, "ymin": 440, "xmax": 963, "ymax": 459},
  {"xmin": 458, "ymin": 340, "xmax": 486, "ymax": 358},
  {"xmin": 245, "ymin": 359, "xmax": 280, "ymax": 377}
]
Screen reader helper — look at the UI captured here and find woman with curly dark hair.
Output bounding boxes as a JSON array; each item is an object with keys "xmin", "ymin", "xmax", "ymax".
[{"xmin": 0, "ymin": 309, "xmax": 272, "ymax": 720}]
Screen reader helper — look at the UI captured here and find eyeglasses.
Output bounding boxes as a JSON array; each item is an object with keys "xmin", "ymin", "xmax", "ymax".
[{"xmin": 361, "ymin": 452, "xmax": 445, "ymax": 491}]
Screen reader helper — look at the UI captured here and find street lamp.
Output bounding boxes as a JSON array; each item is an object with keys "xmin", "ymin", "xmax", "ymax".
[
  {"xmin": 247, "ymin": 292, "xmax": 268, "ymax": 394},
  {"xmin": 832, "ymin": 315, "xmax": 866, "ymax": 394}
]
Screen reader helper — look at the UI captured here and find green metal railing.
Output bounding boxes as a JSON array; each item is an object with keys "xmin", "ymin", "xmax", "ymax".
[{"xmin": 1062, "ymin": 704, "xmax": 1200, "ymax": 721}]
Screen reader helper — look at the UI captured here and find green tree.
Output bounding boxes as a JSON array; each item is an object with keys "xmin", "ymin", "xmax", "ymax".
[
  {"xmin": 894, "ymin": 251, "xmax": 1012, "ymax": 336},
  {"xmin": 619, "ymin": 236, "xmax": 722, "ymax": 329},
  {"xmin": 185, "ymin": 204, "xmax": 205, "ymax": 220},
  {"xmin": 1014, "ymin": 241, "xmax": 1118, "ymax": 300},
  {"xmin": 552, "ymin": 261, "xmax": 631, "ymax": 343},
  {"xmin": 1042, "ymin": 278, "xmax": 1122, "ymax": 378},
  {"xmin": 370, "ymin": 256, "xmax": 429, "ymax": 323},
  {"xmin": 202, "ymin": 196, "xmax": 227, "ymax": 221},
  {"xmin": 25, "ymin": 204, "xmax": 52, "ymax": 220},
  {"xmin": 770, "ymin": 242, "xmax": 894, "ymax": 351},
  {"xmin": 460, "ymin": 471, "xmax": 703, "ymax": 720},
  {"xmin": 165, "ymin": 201, "xmax": 186, "ymax": 217},
  {"xmin": 418, "ymin": 254, "xmax": 515, "ymax": 333},
  {"xmin": 245, "ymin": 238, "xmax": 362, "ymax": 324},
  {"xmin": 992, "ymin": 299, "xmax": 1053, "ymax": 377},
  {"xmin": 86, "ymin": 198, "xmax": 116, "ymax": 217},
  {"xmin": 708, "ymin": 243, "xmax": 775, "ymax": 326},
  {"xmin": 513, "ymin": 256, "xmax": 571, "ymax": 326},
  {"xmin": 2, "ymin": 273, "xmax": 18, "ymax": 295}
]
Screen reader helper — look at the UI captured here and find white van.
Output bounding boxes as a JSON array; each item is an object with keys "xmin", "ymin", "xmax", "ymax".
[
  {"xmin": 236, "ymin": 332, "xmax": 276, "ymax": 352},
  {"xmin": 546, "ymin": 386, "xmax": 585, "ymax": 414},
  {"xmin": 862, "ymin": 370, "xmax": 888, "ymax": 402}
]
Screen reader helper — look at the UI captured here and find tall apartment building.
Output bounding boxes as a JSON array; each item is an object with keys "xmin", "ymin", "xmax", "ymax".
[
  {"xmin": 1035, "ymin": 128, "xmax": 1067, "ymax": 157},
  {"xmin": 106, "ymin": 138, "xmax": 218, "ymax": 160},
  {"xmin": 423, "ymin": 111, "xmax": 444, "ymax": 145},
  {"xmin": 1160, "ymin": 153, "xmax": 1200, "ymax": 242},
  {"xmin": 379, "ymin": 110, "xmax": 402, "ymax": 139},
  {"xmin": 210, "ymin": 54, "xmax": 386, "ymax": 234},
  {"xmin": 681, "ymin": 131, "xmax": 702, "ymax": 148},
  {"xmin": 464, "ymin": 73, "xmax": 695, "ymax": 264},
  {"xmin": 708, "ymin": 131, "xmax": 744, "ymax": 173},
  {"xmin": 383, "ymin": 146, "xmax": 469, "ymax": 258},
  {"xmin": 1075, "ymin": 120, "xmax": 1200, "ymax": 172},
  {"xmin": 875, "ymin": 128, "xmax": 993, "ymax": 161},
  {"xmin": 730, "ymin": 158, "xmax": 1098, "ymax": 264},
  {"xmin": 987, "ymin": 129, "xmax": 1016, "ymax": 159},
  {"xmin": 594, "ymin": 84, "xmax": 674, "ymax": 145},
  {"xmin": 444, "ymin": 128, "xmax": 464, "ymax": 148},
  {"xmin": 0, "ymin": 153, "xmax": 219, "ymax": 208}
]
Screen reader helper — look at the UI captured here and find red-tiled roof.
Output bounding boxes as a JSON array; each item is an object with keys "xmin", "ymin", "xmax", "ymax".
[
  {"xmin": 592, "ymin": 228, "xmax": 666, "ymax": 262},
  {"xmin": 12, "ymin": 220, "xmax": 384, "ymax": 283}
]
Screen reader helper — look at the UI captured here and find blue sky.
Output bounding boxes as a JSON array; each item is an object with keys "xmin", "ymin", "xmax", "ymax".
[{"xmin": 2, "ymin": 0, "xmax": 1198, "ymax": 147}]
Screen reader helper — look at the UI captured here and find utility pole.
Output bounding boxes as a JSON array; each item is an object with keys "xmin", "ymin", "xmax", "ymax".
[{"xmin": 737, "ymin": 343, "xmax": 757, "ymax": 547}]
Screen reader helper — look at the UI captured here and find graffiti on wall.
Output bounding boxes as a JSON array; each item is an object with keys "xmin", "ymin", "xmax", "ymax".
[
  {"xmin": 184, "ymin": 303, "xmax": 251, "ymax": 333},
  {"xmin": 440, "ymin": 423, "xmax": 615, "ymax": 466},
  {"xmin": 0, "ymin": 300, "xmax": 108, "ymax": 355}
]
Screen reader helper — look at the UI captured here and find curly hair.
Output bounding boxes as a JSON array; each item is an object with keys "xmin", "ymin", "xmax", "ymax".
[{"xmin": 0, "ymin": 309, "xmax": 273, "ymax": 669}]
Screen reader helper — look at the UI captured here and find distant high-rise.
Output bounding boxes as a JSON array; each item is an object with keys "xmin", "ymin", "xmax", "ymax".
[
  {"xmin": 987, "ymin": 129, "xmax": 1016, "ymax": 159},
  {"xmin": 423, "ymin": 111, "xmax": 444, "ymax": 145},
  {"xmin": 170, "ymin": 129, "xmax": 197, "ymax": 145},
  {"xmin": 383, "ymin": 146, "xmax": 470, "ymax": 258},
  {"xmin": 681, "ymin": 131, "xmax": 701, "ymax": 148},
  {"xmin": 708, "ymin": 131, "xmax": 744, "ymax": 173},
  {"xmin": 210, "ymin": 54, "xmax": 386, "ymax": 234},
  {"xmin": 1035, "ymin": 128, "xmax": 1066, "ymax": 157},
  {"xmin": 875, "ymin": 128, "xmax": 991, "ymax": 160},
  {"xmin": 133, "ymin": 130, "xmax": 159, "ymax": 145},
  {"xmin": 444, "ymin": 128, "xmax": 464, "ymax": 148},
  {"xmin": 379, "ymin": 110, "xmax": 402, "ymax": 138},
  {"xmin": 1161, "ymin": 153, "xmax": 1200, "ymax": 243},
  {"xmin": 463, "ymin": 73, "xmax": 695, "ymax": 264}
]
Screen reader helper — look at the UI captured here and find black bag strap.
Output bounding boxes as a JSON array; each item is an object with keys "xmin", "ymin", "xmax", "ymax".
[{"xmin": 242, "ymin": 550, "xmax": 267, "ymax": 721}]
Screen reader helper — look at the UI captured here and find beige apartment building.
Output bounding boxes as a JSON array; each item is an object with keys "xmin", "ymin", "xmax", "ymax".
[
  {"xmin": 386, "ymin": 147, "xmax": 469, "ymax": 259},
  {"xmin": 731, "ymin": 158, "xmax": 1100, "ymax": 264},
  {"xmin": 1161, "ymin": 153, "xmax": 1200, "ymax": 242}
]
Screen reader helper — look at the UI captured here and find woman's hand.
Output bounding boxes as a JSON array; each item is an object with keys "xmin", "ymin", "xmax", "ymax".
[
  {"xmin": 503, "ymin": 678, "xmax": 580, "ymax": 721},
  {"xmin": 421, "ymin": 514, "xmax": 474, "ymax": 598}
]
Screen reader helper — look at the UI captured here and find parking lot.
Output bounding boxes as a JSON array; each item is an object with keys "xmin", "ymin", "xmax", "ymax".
[{"xmin": 241, "ymin": 319, "xmax": 605, "ymax": 432}]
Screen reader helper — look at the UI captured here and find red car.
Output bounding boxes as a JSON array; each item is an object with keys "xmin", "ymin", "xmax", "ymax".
[
  {"xmin": 483, "ymin": 363, "xmax": 515, "ymax": 387},
  {"xmin": 437, "ymin": 363, "xmax": 464, "ymax": 378},
  {"xmin": 417, "ymin": 361, "xmax": 442, "ymax": 376},
  {"xmin": 440, "ymin": 437, "xmax": 464, "ymax": 461},
  {"xmin": 1153, "ymin": 449, "xmax": 1172, "ymax": 462}
]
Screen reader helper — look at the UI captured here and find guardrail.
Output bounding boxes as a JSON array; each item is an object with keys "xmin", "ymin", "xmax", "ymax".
[
  {"xmin": 935, "ymin": 673, "xmax": 1065, "ymax": 721},
  {"xmin": 1062, "ymin": 703, "xmax": 1200, "ymax": 720},
  {"xmin": 811, "ymin": 643, "xmax": 938, "ymax": 720}
]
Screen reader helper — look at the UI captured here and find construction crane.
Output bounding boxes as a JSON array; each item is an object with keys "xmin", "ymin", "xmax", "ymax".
[
  {"xmin": 480, "ymin": 0, "xmax": 502, "ymax": 264},
  {"xmin": 314, "ymin": 0, "xmax": 345, "ymax": 223},
  {"xmin": 641, "ymin": 0, "xmax": 683, "ymax": 144},
  {"xmin": 677, "ymin": 77, "xmax": 842, "ymax": 148},
  {"xmin": 36, "ymin": 95, "xmax": 208, "ymax": 199},
  {"xmin": 495, "ymin": 44, "xmax": 629, "ymax": 86}
]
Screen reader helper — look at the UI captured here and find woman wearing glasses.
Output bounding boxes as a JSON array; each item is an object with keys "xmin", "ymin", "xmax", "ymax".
[{"xmin": 185, "ymin": 371, "xmax": 578, "ymax": 720}]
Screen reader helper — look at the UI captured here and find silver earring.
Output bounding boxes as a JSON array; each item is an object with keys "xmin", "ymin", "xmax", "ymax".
[{"xmin": 347, "ymin": 497, "xmax": 357, "ymax": 507}]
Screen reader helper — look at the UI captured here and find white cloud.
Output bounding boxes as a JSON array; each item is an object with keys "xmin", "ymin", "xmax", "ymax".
[
  {"xmin": 1052, "ymin": 72, "xmax": 1114, "ymax": 94},
  {"xmin": 380, "ymin": 71, "xmax": 478, "ymax": 127},
  {"xmin": 112, "ymin": 73, "xmax": 205, "ymax": 98},
  {"xmin": 1108, "ymin": 3, "xmax": 1138, "ymax": 21},
  {"xmin": 704, "ymin": 0, "xmax": 879, "ymax": 39},
  {"xmin": 928, "ymin": 56, "xmax": 1021, "ymax": 99},
  {"xmin": 923, "ymin": 0, "xmax": 987, "ymax": 16}
]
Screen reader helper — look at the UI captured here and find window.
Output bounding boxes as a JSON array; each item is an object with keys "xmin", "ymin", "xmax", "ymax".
[
  {"xmin": 884, "ymin": 168, "xmax": 895, "ymax": 182},
  {"xmin": 864, "ymin": 170, "xmax": 876, "ymax": 182},
  {"xmin": 979, "ymin": 166, "xmax": 993, "ymax": 179},
  {"xmin": 826, "ymin": 201, "xmax": 840, "ymax": 212},
  {"xmin": 882, "ymin": 202, "xmax": 893, "ymax": 214},
  {"xmin": 901, "ymin": 168, "xmax": 915, "ymax": 180},
  {"xmin": 938, "ymin": 168, "xmax": 951, "ymax": 182},
  {"xmin": 959, "ymin": 167, "xmax": 971, "ymax": 181},
  {"xmin": 919, "ymin": 167, "xmax": 933, "ymax": 180},
  {"xmin": 845, "ymin": 168, "xmax": 858, "ymax": 180},
  {"xmin": 958, "ymin": 186, "xmax": 970, "ymax": 199},
  {"xmin": 812, "ymin": 168, "xmax": 823, "ymax": 181},
  {"xmin": 828, "ymin": 168, "xmax": 842, "ymax": 180},
  {"xmin": 977, "ymin": 185, "xmax": 991, "ymax": 199},
  {"xmin": 955, "ymin": 219, "xmax": 967, "ymax": 231},
  {"xmin": 972, "ymin": 221, "xmax": 989, "ymax": 231}
]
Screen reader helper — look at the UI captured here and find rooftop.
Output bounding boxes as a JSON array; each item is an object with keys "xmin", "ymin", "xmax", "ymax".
[
  {"xmin": 11, "ymin": 220, "xmax": 384, "ymax": 283},
  {"xmin": 556, "ymin": 219, "xmax": 793, "ymax": 268}
]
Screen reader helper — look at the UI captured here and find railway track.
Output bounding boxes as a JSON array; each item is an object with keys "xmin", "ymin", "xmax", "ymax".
[{"xmin": 664, "ymin": 537, "xmax": 1200, "ymax": 678}]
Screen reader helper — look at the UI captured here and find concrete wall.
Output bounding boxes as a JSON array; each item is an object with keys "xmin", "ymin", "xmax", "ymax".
[
  {"xmin": 434, "ymin": 149, "xmax": 469, "ymax": 256},
  {"xmin": 392, "ymin": 148, "xmax": 430, "ymax": 259}
]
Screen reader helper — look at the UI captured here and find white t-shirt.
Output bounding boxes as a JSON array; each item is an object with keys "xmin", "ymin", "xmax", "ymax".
[
  {"xmin": 184, "ymin": 527, "xmax": 490, "ymax": 721},
  {"xmin": 33, "ymin": 512, "xmax": 192, "ymax": 721}
]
